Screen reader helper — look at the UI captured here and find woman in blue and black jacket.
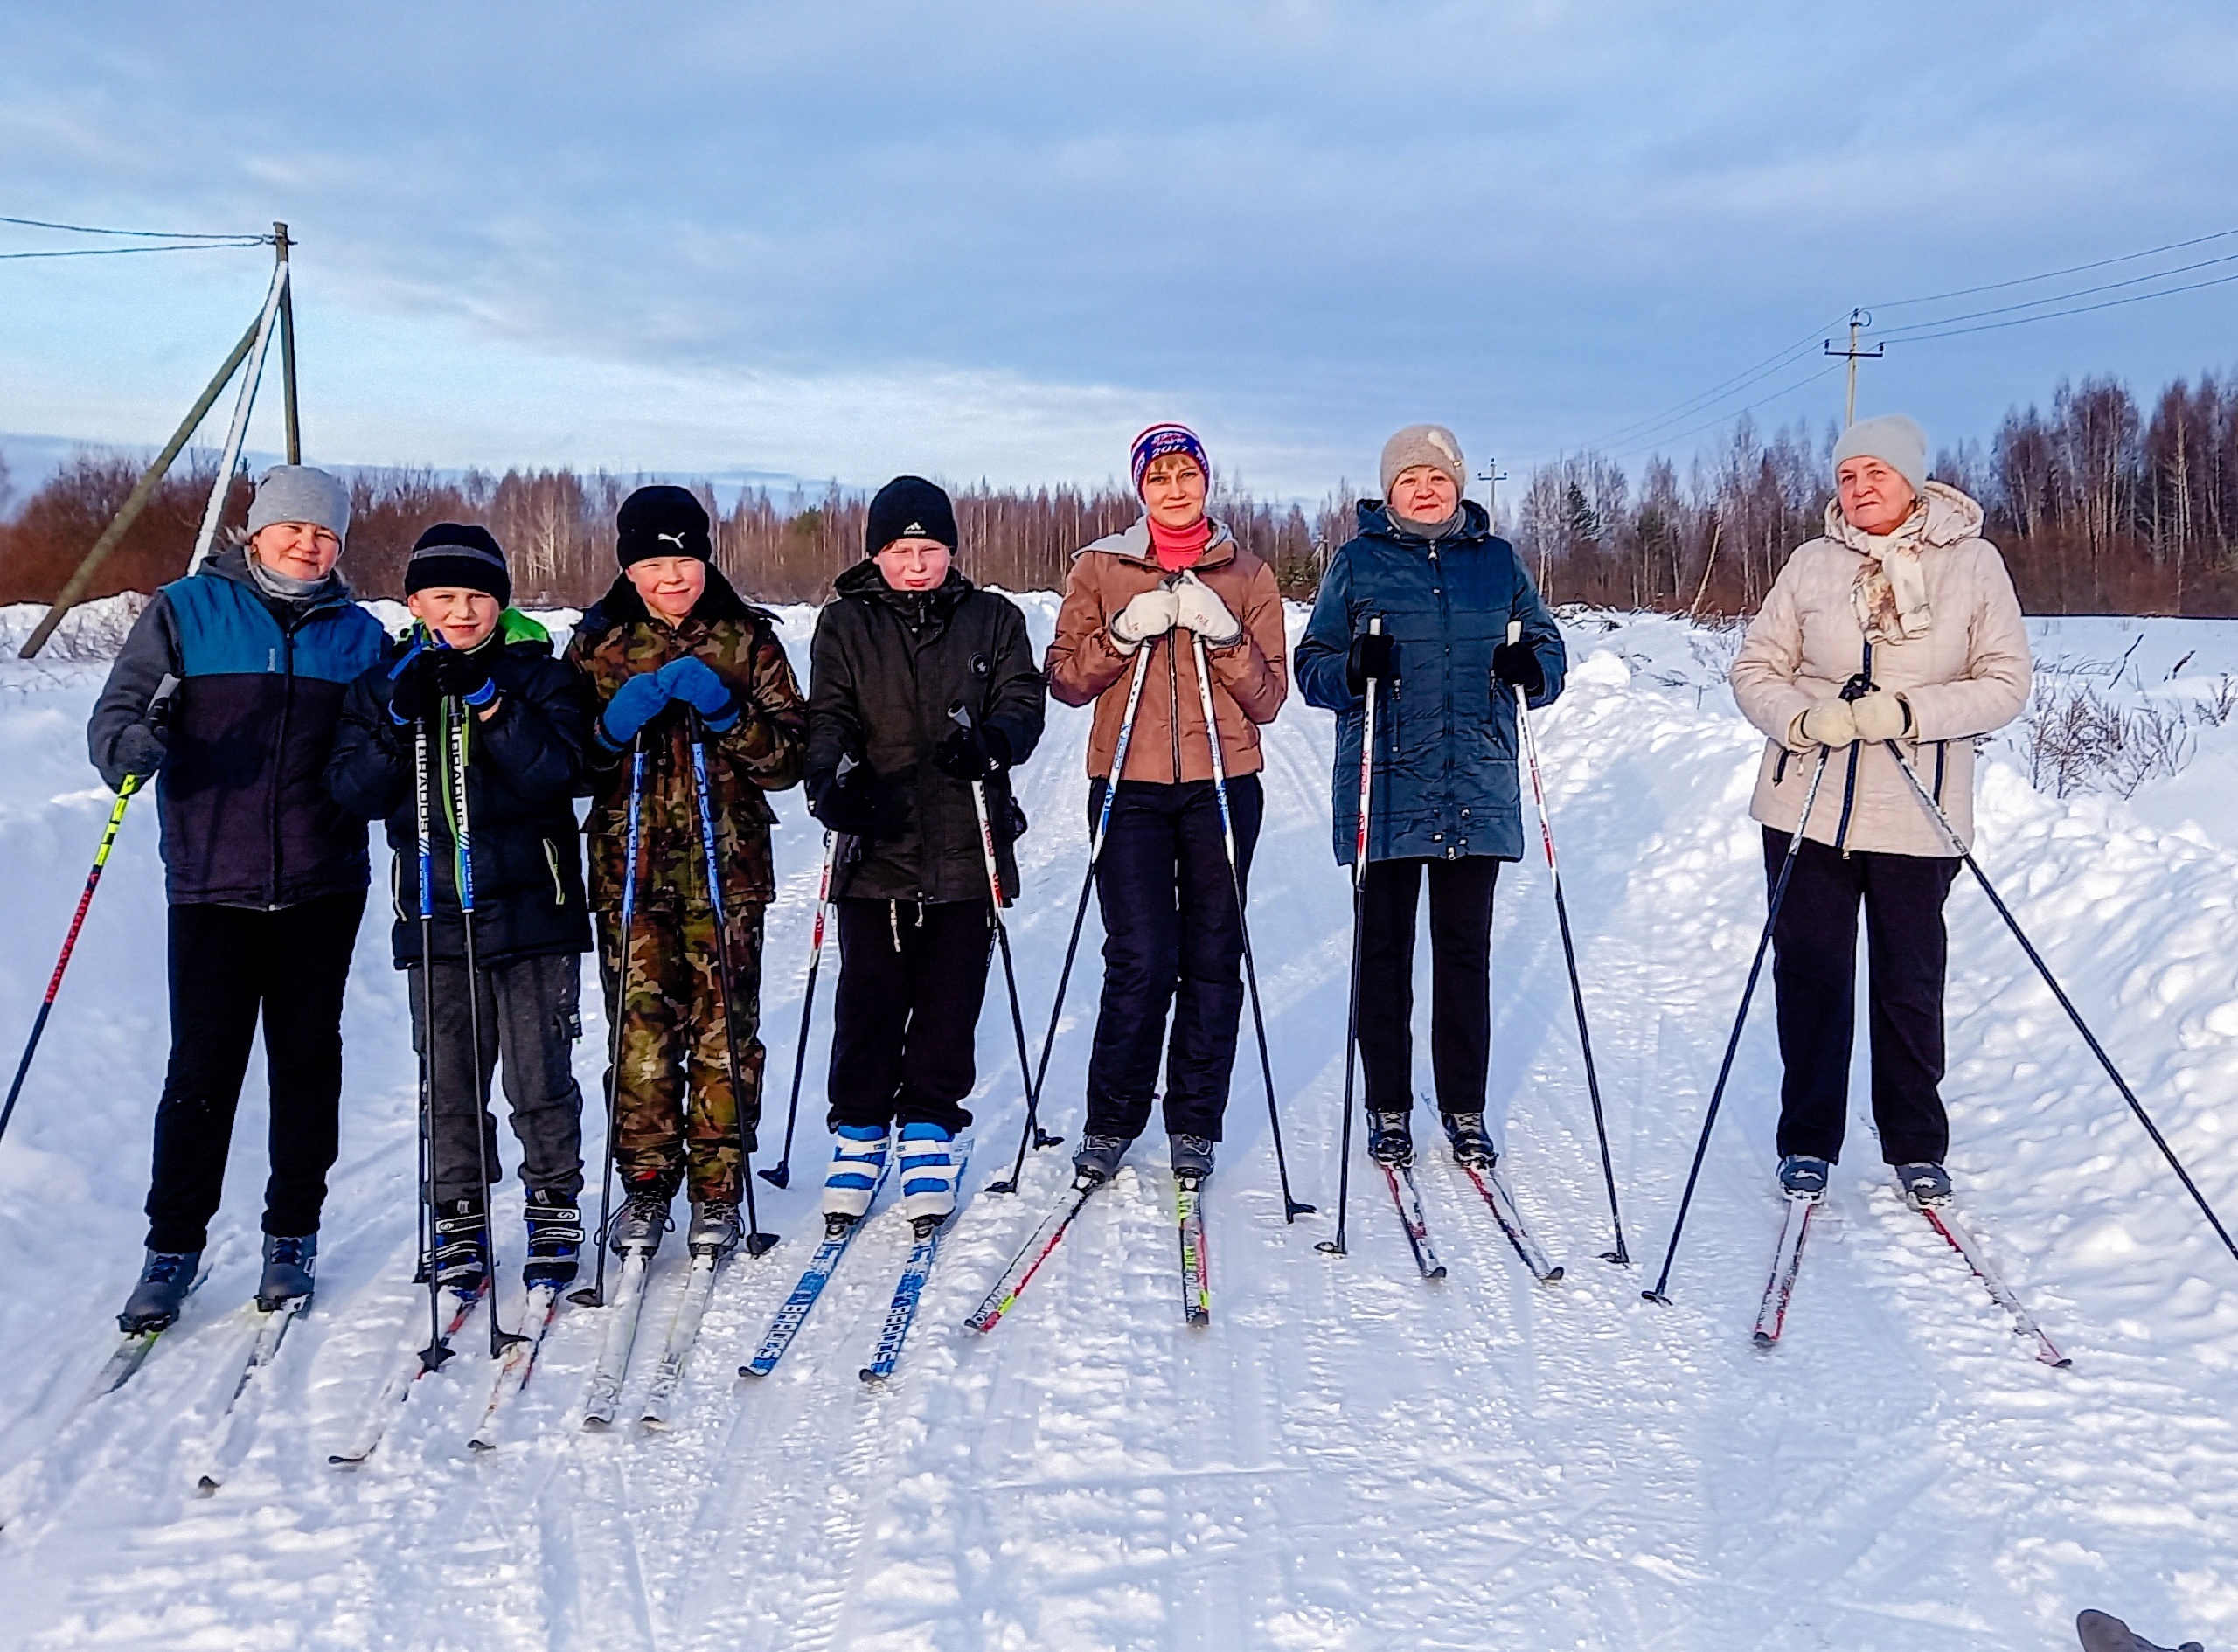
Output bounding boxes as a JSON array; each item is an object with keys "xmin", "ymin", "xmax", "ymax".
[
  {"xmin": 1295, "ymin": 425, "xmax": 1566, "ymax": 1172},
  {"xmin": 87, "ymin": 466, "xmax": 386, "ymax": 1330}
]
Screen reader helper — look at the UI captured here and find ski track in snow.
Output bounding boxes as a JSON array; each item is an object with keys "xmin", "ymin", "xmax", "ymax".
[{"xmin": 0, "ymin": 600, "xmax": 2234, "ymax": 1647}]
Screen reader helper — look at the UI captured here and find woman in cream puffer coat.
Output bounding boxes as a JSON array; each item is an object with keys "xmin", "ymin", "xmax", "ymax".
[{"xmin": 1729, "ymin": 413, "xmax": 2032, "ymax": 1208}]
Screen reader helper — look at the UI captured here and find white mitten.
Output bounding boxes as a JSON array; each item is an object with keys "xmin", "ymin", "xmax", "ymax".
[
  {"xmin": 1109, "ymin": 587, "xmax": 1179, "ymax": 653},
  {"xmin": 1172, "ymin": 573, "xmax": 1242, "ymax": 646},
  {"xmin": 1793, "ymin": 699, "xmax": 1858, "ymax": 749},
  {"xmin": 1849, "ymin": 690, "xmax": 1909, "ymax": 742}
]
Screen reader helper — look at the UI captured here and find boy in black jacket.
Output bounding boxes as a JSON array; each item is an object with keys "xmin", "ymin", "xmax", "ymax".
[
  {"xmin": 328, "ymin": 525, "xmax": 595, "ymax": 1290},
  {"xmin": 804, "ymin": 477, "xmax": 1046, "ymax": 1225}
]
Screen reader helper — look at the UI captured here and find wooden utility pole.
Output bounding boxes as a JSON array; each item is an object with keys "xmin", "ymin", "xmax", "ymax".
[
  {"xmin": 1824, "ymin": 309, "xmax": 1884, "ymax": 427},
  {"xmin": 275, "ymin": 222, "xmax": 301, "ymax": 464},
  {"xmin": 1477, "ymin": 459, "xmax": 1509, "ymax": 522}
]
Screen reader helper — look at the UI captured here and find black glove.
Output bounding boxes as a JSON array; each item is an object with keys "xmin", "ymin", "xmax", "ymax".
[
  {"xmin": 933, "ymin": 722, "xmax": 1011, "ymax": 782},
  {"xmin": 808, "ymin": 761, "xmax": 888, "ymax": 837},
  {"xmin": 1491, "ymin": 639, "xmax": 1546, "ymax": 698},
  {"xmin": 386, "ymin": 648, "xmax": 443, "ymax": 727},
  {"xmin": 429, "ymin": 645, "xmax": 498, "ymax": 710},
  {"xmin": 1346, "ymin": 632, "xmax": 1394, "ymax": 694},
  {"xmin": 112, "ymin": 722, "xmax": 167, "ymax": 787}
]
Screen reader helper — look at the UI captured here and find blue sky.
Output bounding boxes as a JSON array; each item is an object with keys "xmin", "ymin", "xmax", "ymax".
[{"xmin": 3, "ymin": 1, "xmax": 2235, "ymax": 501}]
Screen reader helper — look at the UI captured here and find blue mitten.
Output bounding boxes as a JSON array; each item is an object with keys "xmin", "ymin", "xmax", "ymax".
[
  {"xmin": 658, "ymin": 656, "xmax": 740, "ymax": 732},
  {"xmin": 601, "ymin": 671, "xmax": 670, "ymax": 748}
]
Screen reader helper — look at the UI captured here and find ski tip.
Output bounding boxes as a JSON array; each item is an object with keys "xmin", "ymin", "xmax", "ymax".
[
  {"xmin": 638, "ymin": 1417, "xmax": 669, "ymax": 1433},
  {"xmin": 325, "ymin": 1454, "xmax": 366, "ymax": 1468},
  {"xmin": 580, "ymin": 1415, "xmax": 613, "ymax": 1433},
  {"xmin": 466, "ymin": 1438, "xmax": 497, "ymax": 1454},
  {"xmin": 1426, "ymin": 1264, "xmax": 1449, "ymax": 1281},
  {"xmin": 739, "ymin": 1362, "xmax": 771, "ymax": 1379},
  {"xmin": 1540, "ymin": 1266, "xmax": 1567, "ymax": 1284},
  {"xmin": 757, "ymin": 1165, "xmax": 791, "ymax": 1190},
  {"xmin": 194, "ymin": 1475, "xmax": 220, "ymax": 1496},
  {"xmin": 858, "ymin": 1367, "xmax": 885, "ymax": 1385},
  {"xmin": 1751, "ymin": 1331, "xmax": 1776, "ymax": 1349}
]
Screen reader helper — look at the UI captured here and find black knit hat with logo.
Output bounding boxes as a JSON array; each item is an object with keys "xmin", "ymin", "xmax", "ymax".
[
  {"xmin": 615, "ymin": 484, "xmax": 712, "ymax": 568},
  {"xmin": 865, "ymin": 475, "xmax": 959, "ymax": 556}
]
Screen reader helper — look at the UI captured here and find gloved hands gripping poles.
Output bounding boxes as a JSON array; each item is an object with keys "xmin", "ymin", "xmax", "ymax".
[
  {"xmin": 1318, "ymin": 618, "xmax": 1383, "ymax": 1259},
  {"xmin": 1505, "ymin": 621, "xmax": 1629, "ymax": 1265},
  {"xmin": 1187, "ymin": 631, "xmax": 1312, "ymax": 1222},
  {"xmin": 991, "ymin": 641, "xmax": 1157, "ymax": 1195}
]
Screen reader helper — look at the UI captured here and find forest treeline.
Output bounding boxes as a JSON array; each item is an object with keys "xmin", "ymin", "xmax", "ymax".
[{"xmin": 3, "ymin": 364, "xmax": 2235, "ymax": 616}]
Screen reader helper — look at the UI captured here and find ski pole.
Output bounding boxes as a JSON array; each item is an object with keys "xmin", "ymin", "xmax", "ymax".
[
  {"xmin": 759, "ymin": 821, "xmax": 844, "ymax": 1190},
  {"xmin": 0, "ymin": 670, "xmax": 176, "ymax": 1148},
  {"xmin": 949, "ymin": 702, "xmax": 1043, "ymax": 1172},
  {"xmin": 1319, "ymin": 616, "xmax": 1382, "ymax": 1260},
  {"xmin": 1505, "ymin": 620, "xmax": 1629, "ymax": 1265},
  {"xmin": 450, "ymin": 698, "xmax": 526, "ymax": 1358},
  {"xmin": 1886, "ymin": 740, "xmax": 2238, "ymax": 1272},
  {"xmin": 1643, "ymin": 745, "xmax": 1833, "ymax": 1304},
  {"xmin": 1187, "ymin": 626, "xmax": 1312, "ymax": 1221},
  {"xmin": 687, "ymin": 713, "xmax": 779, "ymax": 1256},
  {"xmin": 574, "ymin": 735, "xmax": 646, "ymax": 1309},
  {"xmin": 0, "ymin": 775, "xmax": 141, "ymax": 1149},
  {"xmin": 990, "ymin": 639, "xmax": 1157, "ymax": 1196},
  {"xmin": 410, "ymin": 715, "xmax": 452, "ymax": 1371}
]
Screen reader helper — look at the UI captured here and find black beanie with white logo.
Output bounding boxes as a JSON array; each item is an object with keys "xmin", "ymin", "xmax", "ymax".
[
  {"xmin": 615, "ymin": 484, "xmax": 712, "ymax": 569},
  {"xmin": 865, "ymin": 475, "xmax": 959, "ymax": 556}
]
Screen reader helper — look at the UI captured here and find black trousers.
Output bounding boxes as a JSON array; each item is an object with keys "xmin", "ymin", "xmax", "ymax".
[
  {"xmin": 144, "ymin": 892, "xmax": 365, "ymax": 1253},
  {"xmin": 1356, "ymin": 856, "xmax": 1500, "ymax": 1115},
  {"xmin": 1767, "ymin": 829, "xmax": 1961, "ymax": 1166},
  {"xmin": 826, "ymin": 898, "xmax": 989, "ymax": 1135},
  {"xmin": 1084, "ymin": 775, "xmax": 1261, "ymax": 1141},
  {"xmin": 407, "ymin": 954, "xmax": 587, "ymax": 1205}
]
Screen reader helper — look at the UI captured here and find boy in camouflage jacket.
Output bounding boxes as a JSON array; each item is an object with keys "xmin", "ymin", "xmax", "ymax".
[{"xmin": 566, "ymin": 486, "xmax": 807, "ymax": 1259}]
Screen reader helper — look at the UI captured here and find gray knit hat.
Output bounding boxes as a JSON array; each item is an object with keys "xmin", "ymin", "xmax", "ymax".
[
  {"xmin": 246, "ymin": 464, "xmax": 351, "ymax": 544},
  {"xmin": 1380, "ymin": 424, "xmax": 1467, "ymax": 500},
  {"xmin": 1831, "ymin": 414, "xmax": 1929, "ymax": 498}
]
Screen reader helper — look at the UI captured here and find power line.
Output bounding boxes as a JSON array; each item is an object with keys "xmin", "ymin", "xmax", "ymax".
[
  {"xmin": 0, "ymin": 241, "xmax": 269, "ymax": 261},
  {"xmin": 1607, "ymin": 361, "xmax": 1841, "ymax": 462},
  {"xmin": 1879, "ymin": 248, "xmax": 2238, "ymax": 339},
  {"xmin": 0, "ymin": 214, "xmax": 270, "ymax": 241},
  {"xmin": 1880, "ymin": 266, "xmax": 2238, "ymax": 343},
  {"xmin": 1563, "ymin": 315, "xmax": 1846, "ymax": 454},
  {"xmin": 1868, "ymin": 226, "xmax": 2238, "ymax": 310}
]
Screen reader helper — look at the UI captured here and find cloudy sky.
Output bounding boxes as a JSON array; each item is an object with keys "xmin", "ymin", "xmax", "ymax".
[{"xmin": 3, "ymin": 1, "xmax": 2235, "ymax": 500}]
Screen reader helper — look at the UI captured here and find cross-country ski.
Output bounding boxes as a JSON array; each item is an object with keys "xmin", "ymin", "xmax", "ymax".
[
  {"xmin": 329, "ymin": 1285, "xmax": 485, "ymax": 1467},
  {"xmin": 1457, "ymin": 1163, "xmax": 1565, "ymax": 1284},
  {"xmin": 1751, "ymin": 1195, "xmax": 1817, "ymax": 1349},
  {"xmin": 466, "ymin": 1283, "xmax": 558, "ymax": 1452},
  {"xmin": 859, "ymin": 1136, "xmax": 974, "ymax": 1383},
  {"xmin": 193, "ymin": 1294, "xmax": 310, "ymax": 1495}
]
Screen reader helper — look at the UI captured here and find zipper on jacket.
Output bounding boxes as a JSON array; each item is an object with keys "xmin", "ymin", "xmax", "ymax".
[{"xmin": 269, "ymin": 624, "xmax": 296, "ymax": 907}]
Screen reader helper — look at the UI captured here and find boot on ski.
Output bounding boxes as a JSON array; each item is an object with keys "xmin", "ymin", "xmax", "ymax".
[
  {"xmin": 898, "ymin": 1122, "xmax": 960, "ymax": 1227},
  {"xmin": 2077, "ymin": 1608, "xmax": 2204, "ymax": 1652},
  {"xmin": 256, "ymin": 1232, "xmax": 317, "ymax": 1309},
  {"xmin": 1367, "ymin": 1110, "xmax": 1414, "ymax": 1169},
  {"xmin": 1072, "ymin": 1133, "xmax": 1131, "ymax": 1186},
  {"xmin": 611, "ymin": 1177, "xmax": 673, "ymax": 1257},
  {"xmin": 523, "ymin": 1190, "xmax": 584, "ymax": 1287},
  {"xmin": 431, "ymin": 1197, "xmax": 490, "ymax": 1295},
  {"xmin": 1169, "ymin": 1133, "xmax": 1215, "ymax": 1185},
  {"xmin": 822, "ymin": 1123, "xmax": 890, "ymax": 1230},
  {"xmin": 1442, "ymin": 1111, "xmax": 1496, "ymax": 1170},
  {"xmin": 1777, "ymin": 1155, "xmax": 1830, "ymax": 1201},
  {"xmin": 1894, "ymin": 1161, "xmax": 1953, "ymax": 1208},
  {"xmin": 118, "ymin": 1248, "xmax": 200, "ymax": 1334},
  {"xmin": 688, "ymin": 1197, "xmax": 741, "ymax": 1260}
]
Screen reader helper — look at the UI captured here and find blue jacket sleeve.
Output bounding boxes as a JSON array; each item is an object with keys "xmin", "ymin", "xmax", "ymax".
[
  {"xmin": 1506, "ymin": 546, "xmax": 1567, "ymax": 710},
  {"xmin": 1294, "ymin": 549, "xmax": 1359, "ymax": 711}
]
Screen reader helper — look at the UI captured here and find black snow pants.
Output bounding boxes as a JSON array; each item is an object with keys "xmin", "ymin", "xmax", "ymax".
[
  {"xmin": 407, "ymin": 954, "xmax": 587, "ymax": 1205},
  {"xmin": 1766, "ymin": 829, "xmax": 1961, "ymax": 1166},
  {"xmin": 1355, "ymin": 855, "xmax": 1500, "ymax": 1116},
  {"xmin": 826, "ymin": 897, "xmax": 988, "ymax": 1135},
  {"xmin": 1083, "ymin": 775, "xmax": 1261, "ymax": 1142},
  {"xmin": 144, "ymin": 892, "xmax": 365, "ymax": 1253}
]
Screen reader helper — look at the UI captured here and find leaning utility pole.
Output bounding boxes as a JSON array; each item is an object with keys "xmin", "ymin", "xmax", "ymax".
[
  {"xmin": 21, "ymin": 225, "xmax": 294, "ymax": 657},
  {"xmin": 1824, "ymin": 308, "xmax": 1884, "ymax": 428}
]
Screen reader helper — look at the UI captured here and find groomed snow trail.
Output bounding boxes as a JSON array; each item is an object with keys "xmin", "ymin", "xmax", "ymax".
[{"xmin": 0, "ymin": 601, "xmax": 2233, "ymax": 1648}]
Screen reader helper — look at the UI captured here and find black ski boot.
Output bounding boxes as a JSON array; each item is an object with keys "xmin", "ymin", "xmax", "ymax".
[
  {"xmin": 688, "ymin": 1198, "xmax": 741, "ymax": 1260},
  {"xmin": 1894, "ymin": 1161, "xmax": 1952, "ymax": 1208},
  {"xmin": 523, "ymin": 1190, "xmax": 584, "ymax": 1287},
  {"xmin": 1778, "ymin": 1155, "xmax": 1831, "ymax": 1201},
  {"xmin": 1367, "ymin": 1110, "xmax": 1414, "ymax": 1168},
  {"xmin": 1073, "ymin": 1134, "xmax": 1131, "ymax": 1186},
  {"xmin": 1442, "ymin": 1112, "xmax": 1496, "ymax": 1170},
  {"xmin": 256, "ymin": 1232, "xmax": 317, "ymax": 1309},
  {"xmin": 432, "ymin": 1197, "xmax": 489, "ymax": 1295},
  {"xmin": 611, "ymin": 1177, "xmax": 673, "ymax": 1257},
  {"xmin": 1169, "ymin": 1134, "xmax": 1215, "ymax": 1184},
  {"xmin": 119, "ymin": 1249, "xmax": 200, "ymax": 1333}
]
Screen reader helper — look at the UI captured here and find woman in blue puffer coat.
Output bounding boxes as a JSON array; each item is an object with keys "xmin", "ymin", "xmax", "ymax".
[{"xmin": 1295, "ymin": 424, "xmax": 1566, "ymax": 1171}]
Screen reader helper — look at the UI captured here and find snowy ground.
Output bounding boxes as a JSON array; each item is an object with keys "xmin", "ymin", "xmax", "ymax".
[{"xmin": 0, "ymin": 597, "xmax": 2233, "ymax": 1650}]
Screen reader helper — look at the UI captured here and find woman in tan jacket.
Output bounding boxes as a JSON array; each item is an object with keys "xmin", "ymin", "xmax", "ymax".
[
  {"xmin": 1044, "ymin": 422, "xmax": 1289, "ymax": 1185},
  {"xmin": 1729, "ymin": 413, "xmax": 2032, "ymax": 1208}
]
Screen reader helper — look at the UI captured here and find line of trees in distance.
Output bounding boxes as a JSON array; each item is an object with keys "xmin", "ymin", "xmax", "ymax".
[{"xmin": 3, "ymin": 363, "xmax": 2235, "ymax": 617}]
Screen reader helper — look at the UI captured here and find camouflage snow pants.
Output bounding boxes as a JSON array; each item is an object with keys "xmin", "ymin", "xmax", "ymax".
[{"xmin": 597, "ymin": 901, "xmax": 766, "ymax": 1203}]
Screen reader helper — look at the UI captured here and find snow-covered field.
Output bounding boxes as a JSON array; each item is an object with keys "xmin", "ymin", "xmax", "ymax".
[{"xmin": 0, "ymin": 597, "xmax": 2233, "ymax": 1650}]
